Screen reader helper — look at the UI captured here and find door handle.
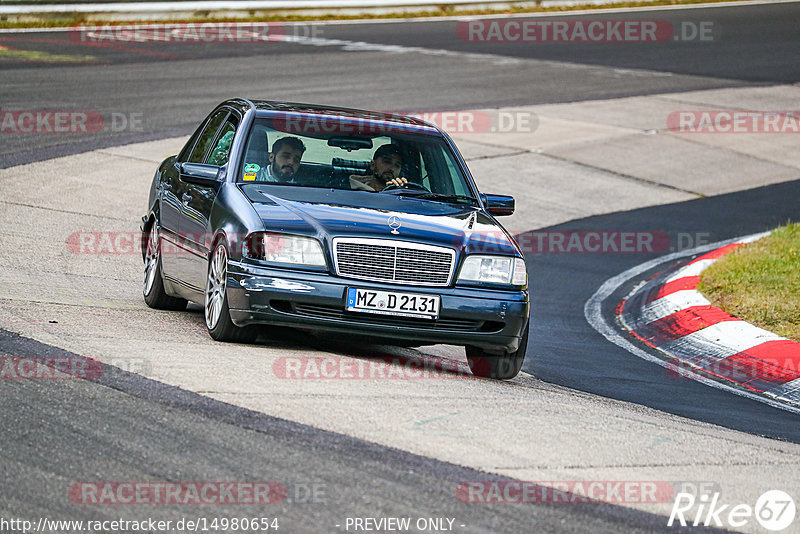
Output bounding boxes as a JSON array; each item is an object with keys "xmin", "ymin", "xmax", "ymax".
[{"xmin": 182, "ymin": 193, "xmax": 192, "ymax": 203}]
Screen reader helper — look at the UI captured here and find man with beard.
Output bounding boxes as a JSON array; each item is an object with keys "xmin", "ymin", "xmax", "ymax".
[
  {"xmin": 257, "ymin": 136, "xmax": 306, "ymax": 183},
  {"xmin": 349, "ymin": 144, "xmax": 409, "ymax": 192}
]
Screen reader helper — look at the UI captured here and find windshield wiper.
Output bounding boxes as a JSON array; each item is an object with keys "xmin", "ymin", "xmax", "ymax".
[{"xmin": 389, "ymin": 190, "xmax": 477, "ymax": 205}]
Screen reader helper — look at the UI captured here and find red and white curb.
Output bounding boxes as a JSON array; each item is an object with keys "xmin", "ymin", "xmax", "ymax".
[{"xmin": 585, "ymin": 232, "xmax": 800, "ymax": 414}]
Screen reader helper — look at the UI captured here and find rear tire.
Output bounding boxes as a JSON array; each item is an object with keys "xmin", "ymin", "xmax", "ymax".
[
  {"xmin": 466, "ymin": 321, "xmax": 529, "ymax": 380},
  {"xmin": 143, "ymin": 223, "xmax": 187, "ymax": 311},
  {"xmin": 205, "ymin": 242, "xmax": 257, "ymax": 343}
]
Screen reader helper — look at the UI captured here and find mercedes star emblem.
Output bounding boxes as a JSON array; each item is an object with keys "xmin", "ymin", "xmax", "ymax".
[{"xmin": 388, "ymin": 216, "xmax": 401, "ymax": 235}]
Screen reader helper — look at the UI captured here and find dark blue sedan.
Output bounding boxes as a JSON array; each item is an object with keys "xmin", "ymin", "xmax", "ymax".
[{"xmin": 141, "ymin": 99, "xmax": 529, "ymax": 379}]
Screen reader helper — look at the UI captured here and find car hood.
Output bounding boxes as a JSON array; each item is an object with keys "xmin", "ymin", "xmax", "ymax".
[{"xmin": 242, "ymin": 186, "xmax": 519, "ymax": 256}]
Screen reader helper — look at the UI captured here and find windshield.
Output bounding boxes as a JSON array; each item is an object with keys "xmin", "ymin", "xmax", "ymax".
[{"xmin": 238, "ymin": 116, "xmax": 476, "ymax": 202}]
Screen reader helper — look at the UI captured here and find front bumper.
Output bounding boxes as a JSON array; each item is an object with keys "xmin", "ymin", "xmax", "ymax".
[{"xmin": 226, "ymin": 260, "xmax": 529, "ymax": 352}]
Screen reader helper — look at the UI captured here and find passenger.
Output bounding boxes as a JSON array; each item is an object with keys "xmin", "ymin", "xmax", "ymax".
[
  {"xmin": 350, "ymin": 144, "xmax": 409, "ymax": 192},
  {"xmin": 257, "ymin": 136, "xmax": 306, "ymax": 183}
]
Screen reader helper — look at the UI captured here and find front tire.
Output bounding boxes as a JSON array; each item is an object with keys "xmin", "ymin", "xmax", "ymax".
[
  {"xmin": 143, "ymin": 223, "xmax": 187, "ymax": 311},
  {"xmin": 466, "ymin": 321, "xmax": 529, "ymax": 380},
  {"xmin": 205, "ymin": 243, "xmax": 257, "ymax": 343}
]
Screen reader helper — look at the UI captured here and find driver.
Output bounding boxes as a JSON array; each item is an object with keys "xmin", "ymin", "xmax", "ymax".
[
  {"xmin": 256, "ymin": 136, "xmax": 306, "ymax": 183},
  {"xmin": 349, "ymin": 144, "xmax": 409, "ymax": 192}
]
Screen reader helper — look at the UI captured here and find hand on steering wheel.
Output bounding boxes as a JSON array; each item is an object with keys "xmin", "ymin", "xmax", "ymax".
[{"xmin": 382, "ymin": 177, "xmax": 429, "ymax": 192}]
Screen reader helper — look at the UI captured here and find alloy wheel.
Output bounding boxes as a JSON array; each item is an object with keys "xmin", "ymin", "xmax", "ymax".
[{"xmin": 205, "ymin": 245, "xmax": 227, "ymax": 330}]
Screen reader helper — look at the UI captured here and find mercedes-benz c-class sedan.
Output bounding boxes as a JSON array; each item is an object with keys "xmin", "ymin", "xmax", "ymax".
[{"xmin": 141, "ymin": 99, "xmax": 529, "ymax": 378}]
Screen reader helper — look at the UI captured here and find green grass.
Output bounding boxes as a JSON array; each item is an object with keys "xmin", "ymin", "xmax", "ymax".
[
  {"xmin": 0, "ymin": 0, "xmax": 751, "ymax": 29},
  {"xmin": 699, "ymin": 223, "xmax": 800, "ymax": 342}
]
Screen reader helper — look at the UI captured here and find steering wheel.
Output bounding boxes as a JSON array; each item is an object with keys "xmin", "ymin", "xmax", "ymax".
[{"xmin": 382, "ymin": 181, "xmax": 430, "ymax": 192}]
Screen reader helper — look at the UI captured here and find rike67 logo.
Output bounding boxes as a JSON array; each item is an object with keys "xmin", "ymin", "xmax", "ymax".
[{"xmin": 669, "ymin": 490, "xmax": 796, "ymax": 531}]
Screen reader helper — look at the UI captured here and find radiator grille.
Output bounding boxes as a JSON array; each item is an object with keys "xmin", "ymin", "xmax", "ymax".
[{"xmin": 334, "ymin": 239, "xmax": 455, "ymax": 286}]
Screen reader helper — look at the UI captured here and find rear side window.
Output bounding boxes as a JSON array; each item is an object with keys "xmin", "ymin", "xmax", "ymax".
[{"xmin": 187, "ymin": 111, "xmax": 228, "ymax": 163}]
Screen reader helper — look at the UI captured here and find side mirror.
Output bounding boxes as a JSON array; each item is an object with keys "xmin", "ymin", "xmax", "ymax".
[
  {"xmin": 482, "ymin": 194, "xmax": 515, "ymax": 216},
  {"xmin": 177, "ymin": 162, "xmax": 221, "ymax": 187}
]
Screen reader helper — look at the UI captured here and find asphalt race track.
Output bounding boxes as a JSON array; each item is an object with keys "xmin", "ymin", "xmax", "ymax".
[
  {"xmin": 2, "ymin": 2, "xmax": 800, "ymax": 532},
  {"xmin": 1, "ymin": 1, "xmax": 799, "ymax": 168}
]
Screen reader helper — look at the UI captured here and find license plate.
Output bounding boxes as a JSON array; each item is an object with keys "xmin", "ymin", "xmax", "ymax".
[{"xmin": 346, "ymin": 288, "xmax": 440, "ymax": 319}]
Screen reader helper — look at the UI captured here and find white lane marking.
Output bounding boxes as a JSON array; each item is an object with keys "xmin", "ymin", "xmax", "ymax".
[
  {"xmin": 583, "ymin": 231, "xmax": 800, "ymax": 414},
  {"xmin": 0, "ymin": 0, "xmax": 796, "ymax": 32},
  {"xmin": 770, "ymin": 378, "xmax": 800, "ymax": 403},
  {"xmin": 15, "ymin": 23, "xmax": 682, "ymax": 76},
  {"xmin": 660, "ymin": 321, "xmax": 785, "ymax": 362},
  {"xmin": 739, "ymin": 232, "xmax": 775, "ymax": 245},
  {"xmin": 635, "ymin": 289, "xmax": 711, "ymax": 326},
  {"xmin": 46, "ymin": 26, "xmax": 524, "ymax": 65},
  {"xmin": 67, "ymin": 26, "xmax": 524, "ymax": 64},
  {"xmin": 665, "ymin": 258, "xmax": 716, "ymax": 282},
  {"xmin": 265, "ymin": 35, "xmax": 677, "ymax": 77},
  {"xmin": 280, "ymin": 34, "xmax": 522, "ymax": 64}
]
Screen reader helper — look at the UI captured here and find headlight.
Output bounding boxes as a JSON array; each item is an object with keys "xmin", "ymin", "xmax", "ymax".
[
  {"xmin": 245, "ymin": 232, "xmax": 326, "ymax": 267},
  {"xmin": 458, "ymin": 255, "xmax": 527, "ymax": 286}
]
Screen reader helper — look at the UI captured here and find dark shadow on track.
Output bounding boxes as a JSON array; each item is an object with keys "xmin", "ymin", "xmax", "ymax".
[
  {"xmin": 0, "ymin": 328, "xmax": 713, "ymax": 533},
  {"xmin": 522, "ymin": 178, "xmax": 800, "ymax": 442}
]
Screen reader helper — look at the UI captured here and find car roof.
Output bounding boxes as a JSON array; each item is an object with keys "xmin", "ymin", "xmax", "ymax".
[{"xmin": 231, "ymin": 98, "xmax": 441, "ymax": 133}]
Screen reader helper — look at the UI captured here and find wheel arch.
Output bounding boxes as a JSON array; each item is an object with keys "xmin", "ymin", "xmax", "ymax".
[
  {"xmin": 210, "ymin": 230, "xmax": 231, "ymax": 256},
  {"xmin": 140, "ymin": 211, "xmax": 159, "ymax": 263}
]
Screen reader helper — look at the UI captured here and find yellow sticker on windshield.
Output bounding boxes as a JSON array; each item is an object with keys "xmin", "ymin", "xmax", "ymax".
[{"xmin": 243, "ymin": 172, "xmax": 257, "ymax": 181}]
